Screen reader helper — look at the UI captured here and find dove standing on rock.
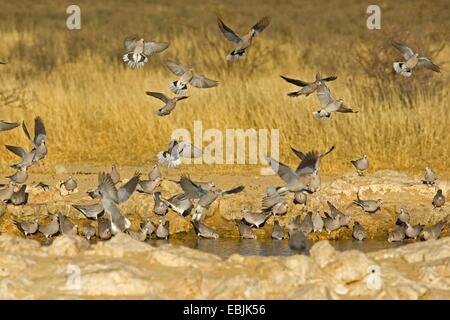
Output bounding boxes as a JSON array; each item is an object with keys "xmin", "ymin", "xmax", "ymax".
[
  {"xmin": 352, "ymin": 222, "xmax": 367, "ymax": 241},
  {"xmin": 157, "ymin": 139, "xmax": 202, "ymax": 168},
  {"xmin": 191, "ymin": 220, "xmax": 219, "ymax": 239},
  {"xmin": 293, "ymin": 191, "xmax": 307, "ymax": 206},
  {"xmin": 353, "ymin": 192, "xmax": 382, "ymax": 213},
  {"xmin": 122, "ymin": 37, "xmax": 169, "ymax": 69},
  {"xmin": 165, "ymin": 59, "xmax": 218, "ymax": 95},
  {"xmin": 395, "ymin": 208, "xmax": 410, "ymax": 226},
  {"xmin": 235, "ymin": 219, "xmax": 256, "ymax": 239},
  {"xmin": 300, "ymin": 212, "xmax": 313, "ymax": 235},
  {"xmin": 312, "ymin": 82, "xmax": 358, "ymax": 120},
  {"xmin": 323, "ymin": 212, "xmax": 341, "ymax": 233},
  {"xmin": 351, "ymin": 155, "xmax": 369, "ymax": 176},
  {"xmin": 422, "ymin": 167, "xmax": 437, "ymax": 186},
  {"xmin": 327, "ymin": 201, "xmax": 351, "ymax": 228},
  {"xmin": 405, "ymin": 222, "xmax": 424, "ymax": 240},
  {"xmin": 146, "ymin": 91, "xmax": 189, "ymax": 117},
  {"xmin": 98, "ymin": 217, "xmax": 112, "ymax": 240},
  {"xmin": 14, "ymin": 219, "xmax": 38, "ymax": 236},
  {"xmin": 0, "ymin": 181, "xmax": 15, "ymax": 202},
  {"xmin": 421, "ymin": 219, "xmax": 447, "ymax": 241},
  {"xmin": 271, "ymin": 220, "xmax": 285, "ymax": 240},
  {"xmin": 432, "ymin": 189, "xmax": 445, "ymax": 208},
  {"xmin": 126, "ymin": 228, "xmax": 148, "ymax": 242},
  {"xmin": 58, "ymin": 213, "xmax": 78, "ymax": 236},
  {"xmin": 10, "ymin": 184, "xmax": 28, "ymax": 205},
  {"xmin": 83, "ymin": 224, "xmax": 96, "ymax": 240},
  {"xmin": 141, "ymin": 219, "xmax": 156, "ymax": 238},
  {"xmin": 153, "ymin": 191, "xmax": 168, "ymax": 216},
  {"xmin": 242, "ymin": 208, "xmax": 271, "ymax": 228},
  {"xmin": 38, "ymin": 215, "xmax": 60, "ymax": 239},
  {"xmin": 392, "ymin": 42, "xmax": 440, "ymax": 77},
  {"xmin": 0, "ymin": 120, "xmax": 19, "ymax": 132},
  {"xmin": 60, "ymin": 176, "xmax": 77, "ymax": 193},
  {"xmin": 217, "ymin": 15, "xmax": 270, "ymax": 61},
  {"xmin": 156, "ymin": 220, "xmax": 169, "ymax": 240},
  {"xmin": 280, "ymin": 73, "xmax": 337, "ymax": 97},
  {"xmin": 388, "ymin": 226, "xmax": 406, "ymax": 243},
  {"xmin": 312, "ymin": 210, "xmax": 324, "ymax": 232}
]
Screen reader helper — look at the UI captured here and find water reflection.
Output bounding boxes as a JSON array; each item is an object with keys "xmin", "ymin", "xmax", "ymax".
[{"xmin": 147, "ymin": 236, "xmax": 408, "ymax": 260}]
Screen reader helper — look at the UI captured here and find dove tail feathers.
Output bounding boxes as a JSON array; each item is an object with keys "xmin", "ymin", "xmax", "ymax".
[
  {"xmin": 226, "ymin": 49, "xmax": 246, "ymax": 61},
  {"xmin": 122, "ymin": 53, "xmax": 148, "ymax": 69}
]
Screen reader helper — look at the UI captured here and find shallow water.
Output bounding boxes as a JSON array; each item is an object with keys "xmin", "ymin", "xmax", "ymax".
[{"xmin": 147, "ymin": 236, "xmax": 408, "ymax": 259}]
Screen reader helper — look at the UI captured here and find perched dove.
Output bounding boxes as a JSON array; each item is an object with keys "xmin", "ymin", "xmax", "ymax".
[
  {"xmin": 60, "ymin": 176, "xmax": 77, "ymax": 193},
  {"xmin": 422, "ymin": 167, "xmax": 437, "ymax": 186},
  {"xmin": 156, "ymin": 220, "xmax": 169, "ymax": 239},
  {"xmin": 153, "ymin": 191, "xmax": 168, "ymax": 216},
  {"xmin": 261, "ymin": 187, "xmax": 288, "ymax": 215},
  {"xmin": 281, "ymin": 73, "xmax": 337, "ymax": 97},
  {"xmin": 83, "ymin": 223, "xmax": 96, "ymax": 240},
  {"xmin": 98, "ymin": 217, "xmax": 112, "ymax": 240},
  {"xmin": 312, "ymin": 210, "xmax": 324, "ymax": 232},
  {"xmin": 405, "ymin": 222, "xmax": 424, "ymax": 239},
  {"xmin": 432, "ymin": 189, "xmax": 445, "ymax": 208},
  {"xmin": 58, "ymin": 213, "xmax": 78, "ymax": 236},
  {"xmin": 388, "ymin": 226, "xmax": 406, "ymax": 243},
  {"xmin": 392, "ymin": 42, "xmax": 440, "ymax": 77},
  {"xmin": 421, "ymin": 219, "xmax": 447, "ymax": 241},
  {"xmin": 242, "ymin": 208, "xmax": 271, "ymax": 228},
  {"xmin": 10, "ymin": 184, "xmax": 28, "ymax": 205},
  {"xmin": 122, "ymin": 37, "xmax": 169, "ymax": 69},
  {"xmin": 323, "ymin": 212, "xmax": 341, "ymax": 233},
  {"xmin": 0, "ymin": 181, "xmax": 15, "ymax": 202},
  {"xmin": 271, "ymin": 220, "xmax": 285, "ymax": 240},
  {"xmin": 14, "ymin": 219, "xmax": 38, "ymax": 236},
  {"xmin": 353, "ymin": 193, "xmax": 382, "ymax": 213},
  {"xmin": 351, "ymin": 155, "xmax": 369, "ymax": 176},
  {"xmin": 299, "ymin": 212, "xmax": 313, "ymax": 235},
  {"xmin": 146, "ymin": 91, "xmax": 189, "ymax": 117},
  {"xmin": 191, "ymin": 220, "xmax": 219, "ymax": 239},
  {"xmin": 352, "ymin": 222, "xmax": 367, "ymax": 241},
  {"xmin": 293, "ymin": 191, "xmax": 307, "ymax": 206},
  {"xmin": 395, "ymin": 207, "xmax": 410, "ymax": 226},
  {"xmin": 165, "ymin": 59, "xmax": 218, "ymax": 95},
  {"xmin": 38, "ymin": 215, "xmax": 60, "ymax": 239},
  {"xmin": 235, "ymin": 219, "xmax": 256, "ymax": 239},
  {"xmin": 217, "ymin": 15, "xmax": 271, "ymax": 61}
]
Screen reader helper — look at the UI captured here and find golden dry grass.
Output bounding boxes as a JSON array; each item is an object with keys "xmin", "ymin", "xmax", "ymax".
[{"xmin": 0, "ymin": 0, "xmax": 449, "ymax": 176}]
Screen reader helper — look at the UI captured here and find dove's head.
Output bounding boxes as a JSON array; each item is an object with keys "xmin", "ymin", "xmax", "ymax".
[{"xmin": 363, "ymin": 154, "xmax": 368, "ymax": 159}]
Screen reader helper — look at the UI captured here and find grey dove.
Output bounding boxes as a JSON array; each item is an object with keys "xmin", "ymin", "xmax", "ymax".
[
  {"xmin": 58, "ymin": 213, "xmax": 78, "ymax": 236},
  {"xmin": 161, "ymin": 193, "xmax": 193, "ymax": 217},
  {"xmin": 352, "ymin": 222, "xmax": 367, "ymax": 241},
  {"xmin": 122, "ymin": 37, "xmax": 169, "ymax": 69},
  {"xmin": 242, "ymin": 208, "xmax": 271, "ymax": 228},
  {"xmin": 156, "ymin": 220, "xmax": 169, "ymax": 239},
  {"xmin": 165, "ymin": 59, "xmax": 218, "ymax": 95},
  {"xmin": 313, "ymin": 82, "xmax": 358, "ymax": 120},
  {"xmin": 388, "ymin": 226, "xmax": 406, "ymax": 243},
  {"xmin": 235, "ymin": 219, "xmax": 256, "ymax": 239},
  {"xmin": 422, "ymin": 167, "xmax": 437, "ymax": 186},
  {"xmin": 405, "ymin": 222, "xmax": 424, "ymax": 239},
  {"xmin": 22, "ymin": 116, "xmax": 47, "ymax": 163},
  {"xmin": 392, "ymin": 42, "xmax": 440, "ymax": 77},
  {"xmin": 83, "ymin": 223, "xmax": 96, "ymax": 240},
  {"xmin": 312, "ymin": 210, "xmax": 324, "ymax": 232},
  {"xmin": 153, "ymin": 191, "xmax": 168, "ymax": 216},
  {"xmin": 217, "ymin": 15, "xmax": 271, "ymax": 61},
  {"xmin": 0, "ymin": 181, "xmax": 15, "ymax": 202},
  {"xmin": 157, "ymin": 139, "xmax": 202, "ymax": 168},
  {"xmin": 299, "ymin": 212, "xmax": 313, "ymax": 235},
  {"xmin": 146, "ymin": 91, "xmax": 188, "ymax": 117},
  {"xmin": 60, "ymin": 176, "xmax": 77, "ymax": 193},
  {"xmin": 7, "ymin": 166, "xmax": 28, "ymax": 184},
  {"xmin": 38, "ymin": 215, "xmax": 60, "ymax": 238},
  {"xmin": 353, "ymin": 193, "xmax": 382, "ymax": 213},
  {"xmin": 72, "ymin": 202, "xmax": 104, "ymax": 220},
  {"xmin": 421, "ymin": 219, "xmax": 446, "ymax": 241},
  {"xmin": 351, "ymin": 155, "xmax": 369, "ymax": 176},
  {"xmin": 432, "ymin": 189, "xmax": 445, "ymax": 208},
  {"xmin": 98, "ymin": 217, "xmax": 112, "ymax": 240},
  {"xmin": 14, "ymin": 219, "xmax": 38, "ymax": 236},
  {"xmin": 281, "ymin": 72, "xmax": 337, "ymax": 97},
  {"xmin": 10, "ymin": 184, "xmax": 28, "ymax": 205},
  {"xmin": 191, "ymin": 220, "xmax": 219, "ymax": 239},
  {"xmin": 271, "ymin": 220, "xmax": 285, "ymax": 240}
]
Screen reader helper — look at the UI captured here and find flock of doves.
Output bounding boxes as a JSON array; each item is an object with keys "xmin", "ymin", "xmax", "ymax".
[{"xmin": 0, "ymin": 15, "xmax": 446, "ymax": 251}]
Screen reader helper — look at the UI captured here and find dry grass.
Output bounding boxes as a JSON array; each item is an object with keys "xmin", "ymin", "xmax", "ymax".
[{"xmin": 0, "ymin": 0, "xmax": 449, "ymax": 176}]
